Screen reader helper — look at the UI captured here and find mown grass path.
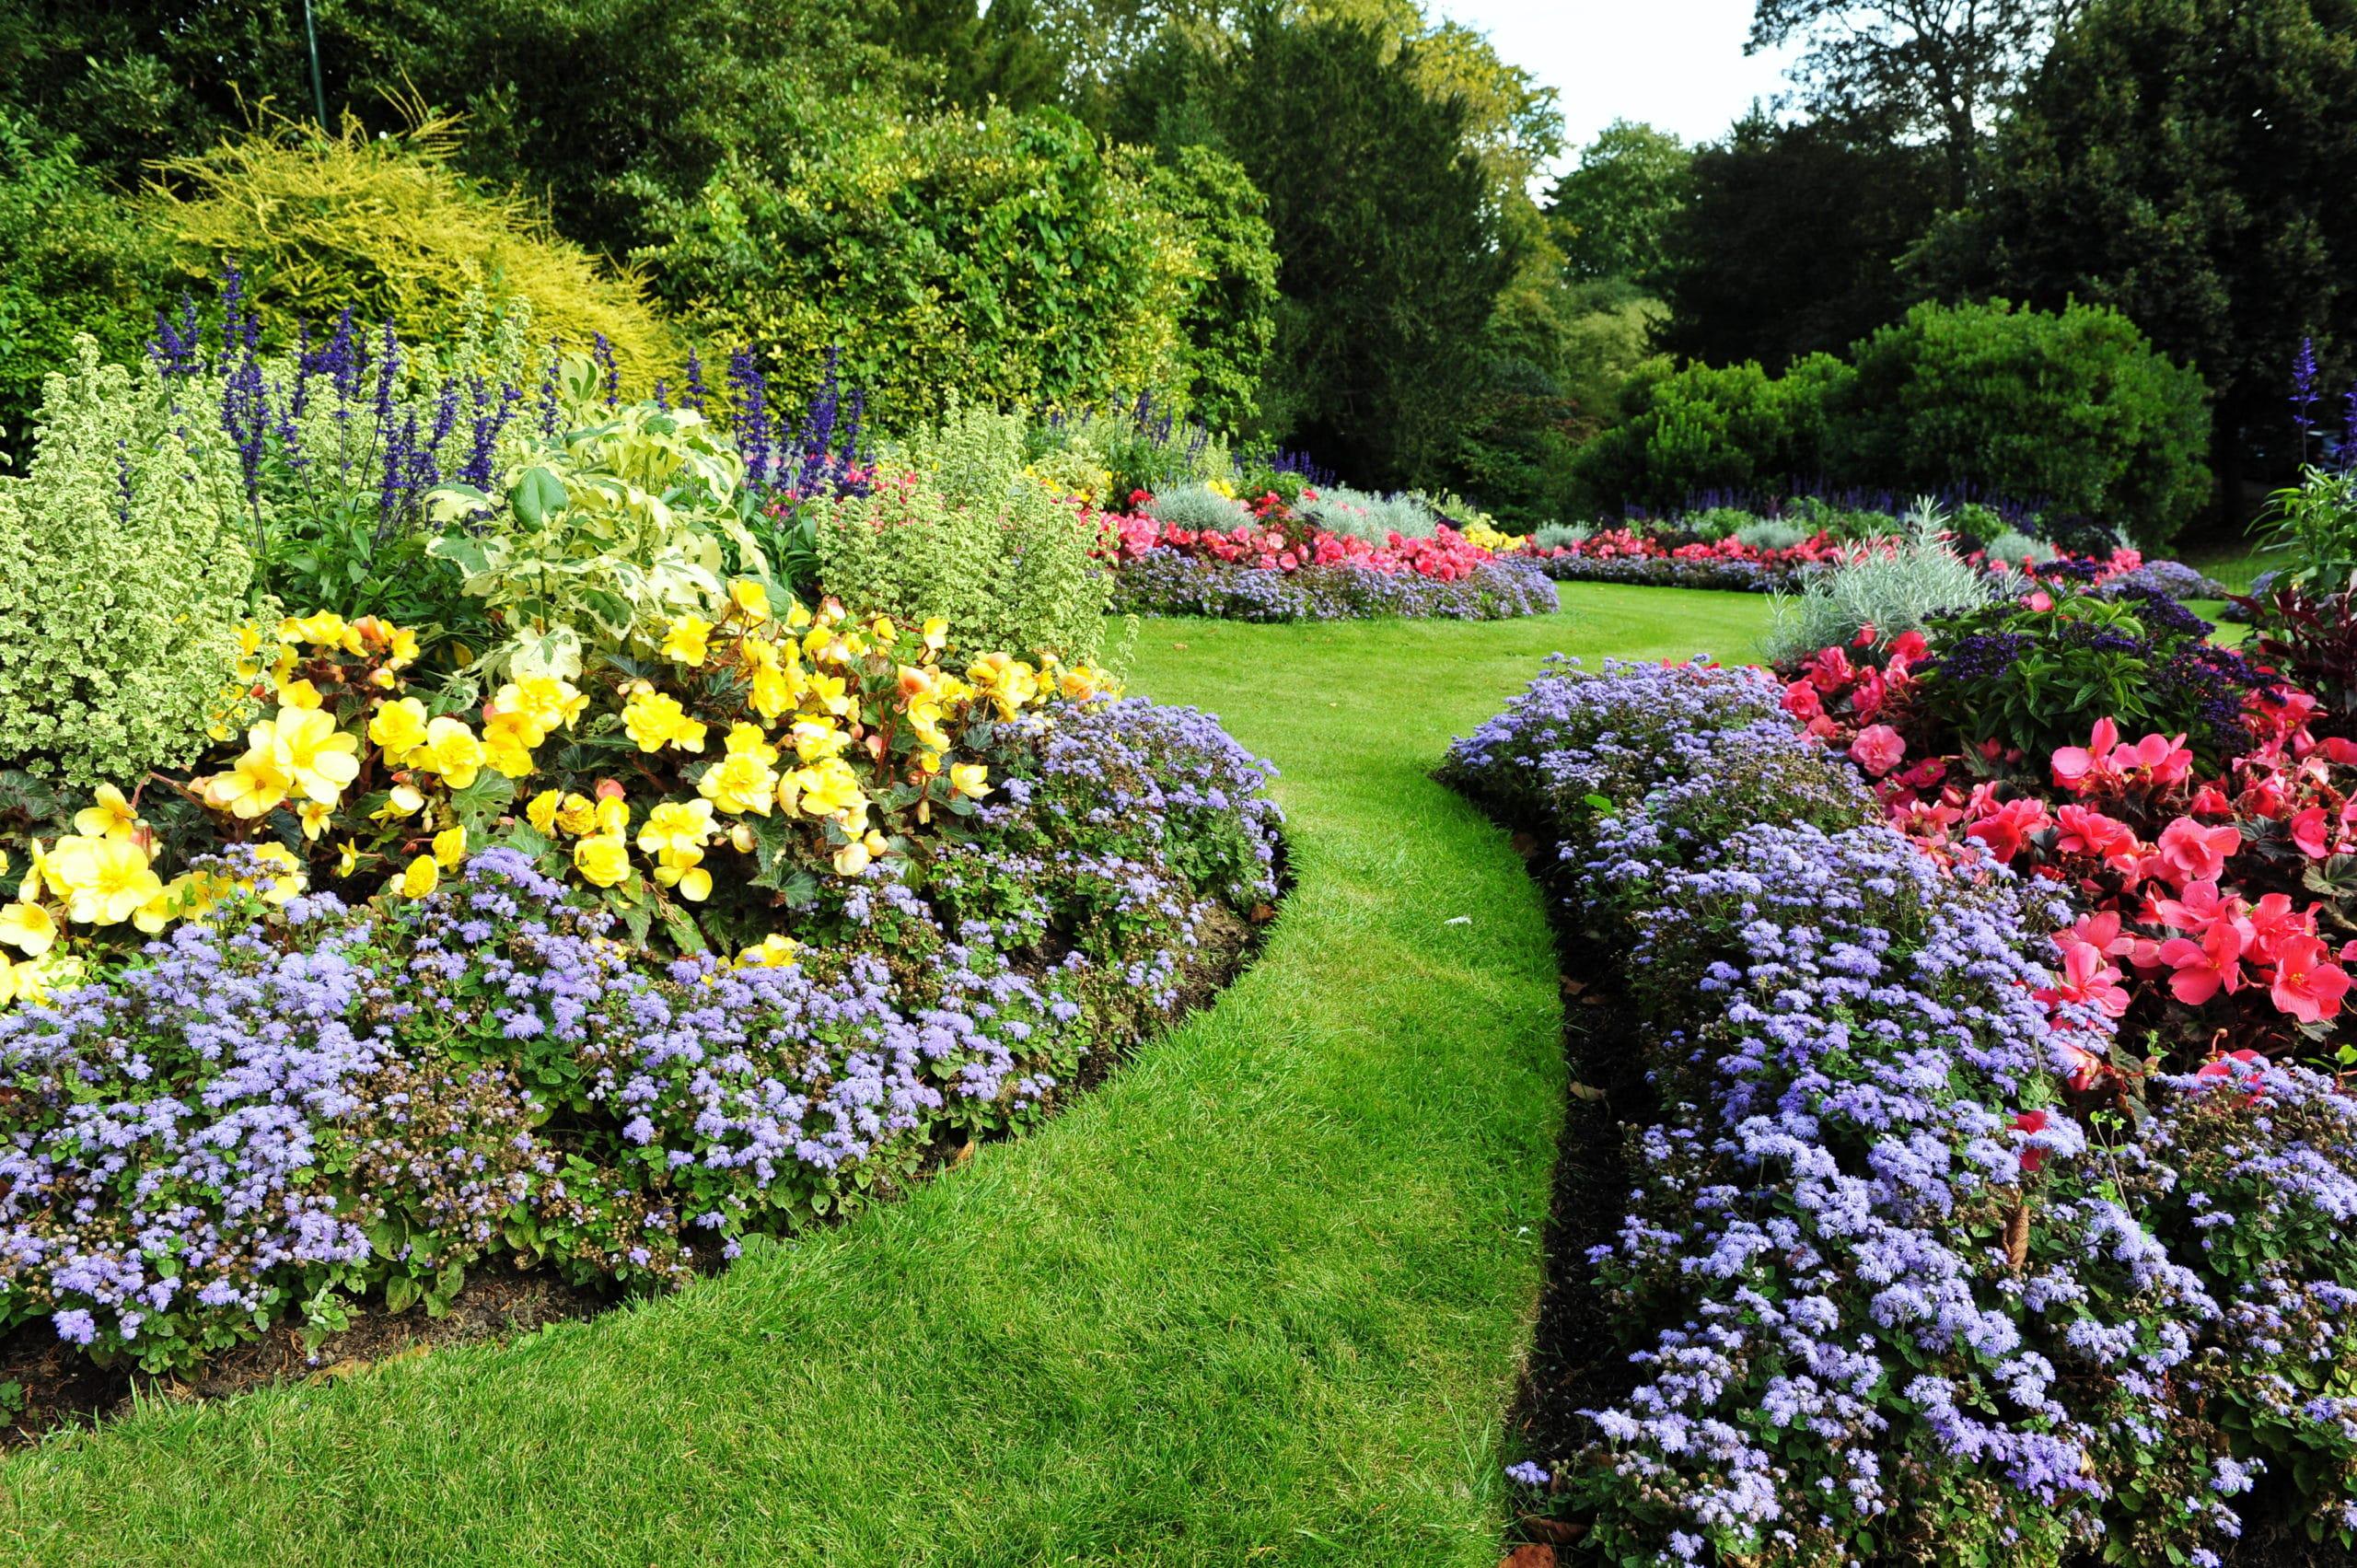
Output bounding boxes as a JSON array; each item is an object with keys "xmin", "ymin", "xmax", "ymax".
[{"xmin": 0, "ymin": 586, "xmax": 1768, "ymax": 1568}]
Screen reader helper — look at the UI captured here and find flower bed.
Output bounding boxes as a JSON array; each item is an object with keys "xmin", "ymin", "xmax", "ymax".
[
  {"xmin": 1108, "ymin": 542, "xmax": 1557, "ymax": 621},
  {"xmin": 1446, "ymin": 657, "xmax": 2357, "ymax": 1567},
  {"xmin": 1521, "ymin": 525, "xmax": 2193, "ymax": 600},
  {"xmin": 0, "ymin": 598, "xmax": 1282, "ymax": 1384}
]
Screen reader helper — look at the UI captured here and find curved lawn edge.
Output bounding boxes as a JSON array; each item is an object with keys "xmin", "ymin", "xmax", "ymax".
[{"xmin": 0, "ymin": 587, "xmax": 1767, "ymax": 1567}]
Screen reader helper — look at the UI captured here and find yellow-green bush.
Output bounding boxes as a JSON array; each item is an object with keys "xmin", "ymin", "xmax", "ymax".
[
  {"xmin": 0, "ymin": 340, "xmax": 256, "ymax": 788},
  {"xmin": 147, "ymin": 114, "xmax": 676, "ymax": 383}
]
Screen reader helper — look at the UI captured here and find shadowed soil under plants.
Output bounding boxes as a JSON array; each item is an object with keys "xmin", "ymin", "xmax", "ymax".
[{"xmin": 0, "ymin": 889, "xmax": 1275, "ymax": 1451}]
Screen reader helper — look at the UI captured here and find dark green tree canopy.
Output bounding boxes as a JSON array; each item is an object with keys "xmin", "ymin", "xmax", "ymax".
[
  {"xmin": 1653, "ymin": 110, "xmax": 1945, "ymax": 370},
  {"xmin": 1748, "ymin": 0, "xmax": 2083, "ymax": 202},
  {"xmin": 1933, "ymin": 0, "xmax": 2357, "ymax": 492},
  {"xmin": 1546, "ymin": 121, "xmax": 1691, "ymax": 285}
]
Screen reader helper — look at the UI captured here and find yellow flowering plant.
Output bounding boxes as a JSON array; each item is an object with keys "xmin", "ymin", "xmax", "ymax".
[{"xmin": 0, "ymin": 586, "xmax": 1118, "ymax": 1001}]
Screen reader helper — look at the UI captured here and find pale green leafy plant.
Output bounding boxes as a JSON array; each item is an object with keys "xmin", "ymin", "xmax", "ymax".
[
  {"xmin": 425, "ymin": 354, "xmax": 771, "ymax": 679},
  {"xmin": 1760, "ymin": 499, "xmax": 2002, "ymax": 665}
]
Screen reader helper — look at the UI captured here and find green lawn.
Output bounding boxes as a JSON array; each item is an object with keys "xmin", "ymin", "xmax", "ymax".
[{"xmin": 0, "ymin": 585, "xmax": 1769, "ymax": 1568}]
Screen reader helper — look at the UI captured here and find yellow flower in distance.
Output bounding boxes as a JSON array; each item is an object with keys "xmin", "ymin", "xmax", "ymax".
[
  {"xmin": 527, "ymin": 789, "xmax": 562, "ymax": 834},
  {"xmin": 949, "ymin": 763, "xmax": 992, "ymax": 800},
  {"xmin": 276, "ymin": 678, "xmax": 324, "ymax": 711},
  {"xmin": 793, "ymin": 758, "xmax": 866, "ymax": 820},
  {"xmin": 432, "ymin": 826, "xmax": 469, "ymax": 869},
  {"xmin": 738, "ymin": 933, "xmax": 800, "ymax": 968},
  {"xmin": 554, "ymin": 793, "xmax": 598, "ymax": 835},
  {"xmin": 204, "ymin": 730, "xmax": 296, "ymax": 820},
  {"xmin": 622, "ymin": 689, "xmax": 707, "ymax": 754}
]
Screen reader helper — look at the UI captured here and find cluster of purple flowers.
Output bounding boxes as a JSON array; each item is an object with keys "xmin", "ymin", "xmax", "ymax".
[
  {"xmin": 0, "ymin": 703, "xmax": 1281, "ymax": 1376},
  {"xmin": 1109, "ymin": 550, "xmax": 1558, "ymax": 622},
  {"xmin": 2096, "ymin": 559, "xmax": 2230, "ymax": 603},
  {"xmin": 1446, "ymin": 658, "xmax": 2357, "ymax": 1566}
]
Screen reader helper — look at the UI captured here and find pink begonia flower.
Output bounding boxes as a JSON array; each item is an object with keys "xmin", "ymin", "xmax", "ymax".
[
  {"xmin": 2158, "ymin": 922, "xmax": 2245, "ymax": 1005},
  {"xmin": 1966, "ymin": 796, "xmax": 2050, "ymax": 864},
  {"xmin": 2036, "ymin": 938, "xmax": 2132, "ymax": 1018},
  {"xmin": 2154, "ymin": 816, "xmax": 2241, "ymax": 886},
  {"xmin": 2051, "ymin": 718, "xmax": 2119, "ymax": 789},
  {"xmin": 2270, "ymin": 935, "xmax": 2351, "ymax": 1023},
  {"xmin": 1848, "ymin": 724, "xmax": 1906, "ymax": 777},
  {"xmin": 2292, "ymin": 806, "xmax": 2333, "ymax": 859}
]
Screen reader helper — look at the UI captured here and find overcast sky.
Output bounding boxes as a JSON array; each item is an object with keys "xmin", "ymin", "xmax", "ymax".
[{"xmin": 1429, "ymin": 0, "xmax": 1801, "ymax": 171}]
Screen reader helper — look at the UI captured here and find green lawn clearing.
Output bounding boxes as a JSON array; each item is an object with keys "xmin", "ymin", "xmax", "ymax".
[{"xmin": 0, "ymin": 584, "xmax": 1769, "ymax": 1568}]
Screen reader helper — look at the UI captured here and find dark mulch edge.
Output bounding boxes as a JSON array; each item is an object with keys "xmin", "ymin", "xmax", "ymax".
[
  {"xmin": 0, "ymin": 834, "xmax": 1292, "ymax": 1450},
  {"xmin": 1455, "ymin": 795, "xmax": 2339, "ymax": 1568}
]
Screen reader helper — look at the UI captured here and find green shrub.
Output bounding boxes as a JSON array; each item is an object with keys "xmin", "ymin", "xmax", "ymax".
[
  {"xmin": 0, "ymin": 116, "xmax": 175, "ymax": 461},
  {"xmin": 638, "ymin": 104, "xmax": 1265, "ymax": 434},
  {"xmin": 816, "ymin": 406, "xmax": 1112, "ymax": 662},
  {"xmin": 148, "ymin": 115, "xmax": 677, "ymax": 383},
  {"xmin": 1840, "ymin": 299, "xmax": 2211, "ymax": 546},
  {"xmin": 0, "ymin": 340, "xmax": 256, "ymax": 788},
  {"xmin": 1026, "ymin": 401, "xmax": 1233, "ymax": 502},
  {"xmin": 1572, "ymin": 353, "xmax": 1853, "ymax": 513}
]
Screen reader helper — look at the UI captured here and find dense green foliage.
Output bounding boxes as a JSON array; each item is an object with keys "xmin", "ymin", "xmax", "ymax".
[
  {"xmin": 0, "ymin": 119, "xmax": 173, "ymax": 457},
  {"xmin": 637, "ymin": 105, "xmax": 1272, "ymax": 432},
  {"xmin": 1576, "ymin": 299, "xmax": 2212, "ymax": 541},
  {"xmin": 1545, "ymin": 121, "xmax": 1690, "ymax": 285},
  {"xmin": 1845, "ymin": 298, "xmax": 2212, "ymax": 540},
  {"xmin": 1934, "ymin": 0, "xmax": 2357, "ymax": 494},
  {"xmin": 0, "ymin": 342, "xmax": 254, "ymax": 788},
  {"xmin": 1652, "ymin": 111, "xmax": 1945, "ymax": 371}
]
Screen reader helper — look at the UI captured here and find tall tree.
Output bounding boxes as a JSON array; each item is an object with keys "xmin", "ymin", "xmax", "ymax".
[
  {"xmin": 1748, "ymin": 0, "xmax": 2082, "ymax": 203},
  {"xmin": 1933, "ymin": 0, "xmax": 2357, "ymax": 505},
  {"xmin": 1126, "ymin": 7, "xmax": 1508, "ymax": 486},
  {"xmin": 1547, "ymin": 121, "xmax": 1691, "ymax": 285},
  {"xmin": 1652, "ymin": 110, "xmax": 1945, "ymax": 368}
]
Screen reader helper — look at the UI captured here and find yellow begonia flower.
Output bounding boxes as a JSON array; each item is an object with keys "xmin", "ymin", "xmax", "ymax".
[
  {"xmin": 47, "ymin": 835, "xmax": 164, "ymax": 926},
  {"xmin": 554, "ymin": 793, "xmax": 598, "ymax": 835},
  {"xmin": 574, "ymin": 834, "xmax": 631, "ymax": 888},
  {"xmin": 73, "ymin": 784, "xmax": 142, "ymax": 842},
  {"xmin": 297, "ymin": 800, "xmax": 334, "ymax": 841},
  {"xmin": 806, "ymin": 673, "xmax": 853, "ymax": 716},
  {"xmin": 273, "ymin": 706, "xmax": 363, "ymax": 806},
  {"xmin": 205, "ymin": 719, "xmax": 298, "ymax": 819},
  {"xmin": 949, "ymin": 763, "xmax": 992, "ymax": 800},
  {"xmin": 277, "ymin": 679, "xmax": 324, "ymax": 710},
  {"xmin": 0, "ymin": 900, "xmax": 57, "ymax": 957},
  {"xmin": 922, "ymin": 617, "xmax": 949, "ymax": 653},
  {"xmin": 636, "ymin": 800, "xmax": 717, "ymax": 860},
  {"xmin": 369, "ymin": 698, "xmax": 431, "ymax": 762},
  {"xmin": 336, "ymin": 840, "xmax": 361, "ymax": 878},
  {"xmin": 729, "ymin": 578, "xmax": 772, "ymax": 621},
  {"xmin": 723, "ymin": 722, "xmax": 780, "ymax": 766},
  {"xmin": 661, "ymin": 615, "xmax": 714, "ymax": 667},
  {"xmin": 527, "ymin": 789, "xmax": 562, "ymax": 834},
  {"xmin": 374, "ymin": 784, "xmax": 426, "ymax": 822},
  {"xmin": 397, "ymin": 854, "xmax": 439, "ymax": 900},
  {"xmin": 433, "ymin": 826, "xmax": 468, "ymax": 869},
  {"xmin": 286, "ymin": 611, "xmax": 347, "ymax": 646},
  {"xmin": 415, "ymin": 715, "xmax": 485, "ymax": 790},
  {"xmin": 749, "ymin": 664, "xmax": 799, "ymax": 722},
  {"xmin": 652, "ymin": 847, "xmax": 712, "ymax": 902},
  {"xmin": 699, "ymin": 751, "xmax": 779, "ymax": 817},
  {"xmin": 793, "ymin": 758, "xmax": 867, "ymax": 819},
  {"xmin": 831, "ymin": 838, "xmax": 874, "ymax": 876},
  {"xmin": 594, "ymin": 795, "xmax": 631, "ymax": 836},
  {"xmin": 248, "ymin": 843, "xmax": 306, "ymax": 905},
  {"xmin": 789, "ymin": 718, "xmax": 850, "ymax": 763},
  {"xmin": 236, "ymin": 623, "xmax": 267, "ymax": 658},
  {"xmin": 739, "ymin": 933, "xmax": 799, "ymax": 968},
  {"xmin": 621, "ymin": 690, "xmax": 707, "ymax": 754},
  {"xmin": 492, "ymin": 675, "xmax": 586, "ymax": 738}
]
